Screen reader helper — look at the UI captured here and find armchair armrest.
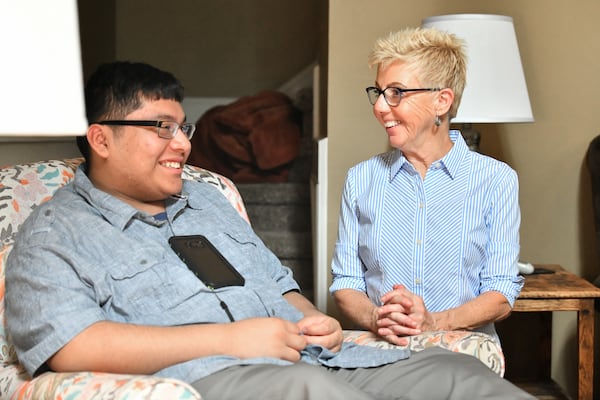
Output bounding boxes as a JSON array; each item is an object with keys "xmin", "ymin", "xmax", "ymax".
[
  {"xmin": 9, "ymin": 371, "xmax": 201, "ymax": 400},
  {"xmin": 343, "ymin": 329, "xmax": 505, "ymax": 377}
]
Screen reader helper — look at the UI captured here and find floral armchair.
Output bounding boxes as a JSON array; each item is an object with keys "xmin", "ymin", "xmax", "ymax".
[{"xmin": 0, "ymin": 158, "xmax": 504, "ymax": 399}]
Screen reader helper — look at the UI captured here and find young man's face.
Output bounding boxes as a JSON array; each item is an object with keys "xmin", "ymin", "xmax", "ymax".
[{"xmin": 95, "ymin": 98, "xmax": 192, "ymax": 212}]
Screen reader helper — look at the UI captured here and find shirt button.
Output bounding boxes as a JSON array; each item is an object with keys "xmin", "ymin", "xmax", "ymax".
[
  {"xmin": 416, "ymin": 239, "xmax": 422, "ymax": 245},
  {"xmin": 415, "ymin": 278, "xmax": 422, "ymax": 285},
  {"xmin": 419, "ymin": 202, "xmax": 424, "ymax": 209}
]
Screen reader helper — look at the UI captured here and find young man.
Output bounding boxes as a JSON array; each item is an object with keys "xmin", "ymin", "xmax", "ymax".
[{"xmin": 5, "ymin": 61, "xmax": 533, "ymax": 400}]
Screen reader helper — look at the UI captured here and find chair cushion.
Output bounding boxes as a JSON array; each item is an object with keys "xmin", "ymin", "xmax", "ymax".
[
  {"xmin": 0, "ymin": 158, "xmax": 82, "ymax": 247},
  {"xmin": 10, "ymin": 371, "xmax": 201, "ymax": 400},
  {"xmin": 343, "ymin": 329, "xmax": 505, "ymax": 376}
]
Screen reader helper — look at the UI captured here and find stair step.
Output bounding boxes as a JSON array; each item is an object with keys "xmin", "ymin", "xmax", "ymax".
[
  {"xmin": 236, "ymin": 181, "xmax": 314, "ymax": 302},
  {"xmin": 237, "ymin": 183, "xmax": 310, "ymax": 205},
  {"xmin": 255, "ymin": 230, "xmax": 312, "ymax": 259},
  {"xmin": 245, "ymin": 204, "xmax": 311, "ymax": 231}
]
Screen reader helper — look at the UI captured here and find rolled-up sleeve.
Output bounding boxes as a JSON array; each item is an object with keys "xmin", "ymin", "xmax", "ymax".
[
  {"xmin": 330, "ymin": 167, "xmax": 367, "ymax": 294},
  {"xmin": 480, "ymin": 167, "xmax": 523, "ymax": 306}
]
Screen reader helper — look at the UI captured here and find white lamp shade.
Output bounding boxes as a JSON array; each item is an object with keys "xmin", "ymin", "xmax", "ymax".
[
  {"xmin": 0, "ymin": 0, "xmax": 87, "ymax": 136},
  {"xmin": 422, "ymin": 14, "xmax": 534, "ymax": 123}
]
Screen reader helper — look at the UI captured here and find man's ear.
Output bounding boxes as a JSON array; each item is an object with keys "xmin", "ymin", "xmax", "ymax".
[
  {"xmin": 86, "ymin": 124, "xmax": 111, "ymax": 159},
  {"xmin": 435, "ymin": 88, "xmax": 455, "ymax": 116}
]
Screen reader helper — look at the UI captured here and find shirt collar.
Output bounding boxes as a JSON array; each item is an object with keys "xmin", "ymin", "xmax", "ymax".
[
  {"xmin": 389, "ymin": 129, "xmax": 468, "ymax": 181},
  {"xmin": 72, "ymin": 164, "xmax": 193, "ymax": 230},
  {"xmin": 440, "ymin": 129, "xmax": 469, "ymax": 179}
]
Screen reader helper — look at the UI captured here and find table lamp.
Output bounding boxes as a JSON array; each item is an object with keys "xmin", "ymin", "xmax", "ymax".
[
  {"xmin": 0, "ymin": 0, "xmax": 87, "ymax": 138},
  {"xmin": 422, "ymin": 14, "xmax": 534, "ymax": 151}
]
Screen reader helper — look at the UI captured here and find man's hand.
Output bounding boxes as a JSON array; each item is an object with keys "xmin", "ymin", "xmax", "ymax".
[
  {"xmin": 226, "ymin": 317, "xmax": 308, "ymax": 361},
  {"xmin": 297, "ymin": 315, "xmax": 343, "ymax": 353},
  {"xmin": 283, "ymin": 290, "xmax": 344, "ymax": 352}
]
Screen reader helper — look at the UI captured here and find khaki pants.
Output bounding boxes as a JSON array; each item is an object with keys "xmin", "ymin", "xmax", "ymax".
[{"xmin": 192, "ymin": 347, "xmax": 534, "ymax": 400}]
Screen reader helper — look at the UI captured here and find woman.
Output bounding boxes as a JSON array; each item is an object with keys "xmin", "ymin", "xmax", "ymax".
[{"xmin": 329, "ymin": 27, "xmax": 523, "ymax": 345}]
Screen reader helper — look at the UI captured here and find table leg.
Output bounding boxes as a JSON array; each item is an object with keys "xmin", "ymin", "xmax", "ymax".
[{"xmin": 578, "ymin": 299, "xmax": 595, "ymax": 400}]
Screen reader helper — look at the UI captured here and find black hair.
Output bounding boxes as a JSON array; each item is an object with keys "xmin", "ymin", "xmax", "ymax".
[{"xmin": 77, "ymin": 61, "xmax": 185, "ymax": 160}]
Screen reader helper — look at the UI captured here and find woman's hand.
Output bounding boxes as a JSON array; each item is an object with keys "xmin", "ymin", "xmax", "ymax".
[
  {"xmin": 296, "ymin": 314, "xmax": 343, "ymax": 353},
  {"xmin": 376, "ymin": 284, "xmax": 437, "ymax": 345}
]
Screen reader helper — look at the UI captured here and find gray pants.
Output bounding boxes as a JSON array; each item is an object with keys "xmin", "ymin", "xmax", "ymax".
[{"xmin": 192, "ymin": 347, "xmax": 534, "ymax": 400}]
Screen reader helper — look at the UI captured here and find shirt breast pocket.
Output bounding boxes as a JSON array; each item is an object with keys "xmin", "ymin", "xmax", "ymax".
[{"xmin": 104, "ymin": 246, "xmax": 192, "ymax": 320}]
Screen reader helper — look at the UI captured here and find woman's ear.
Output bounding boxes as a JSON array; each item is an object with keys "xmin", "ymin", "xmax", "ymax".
[
  {"xmin": 435, "ymin": 88, "xmax": 455, "ymax": 116},
  {"xmin": 86, "ymin": 124, "xmax": 111, "ymax": 159}
]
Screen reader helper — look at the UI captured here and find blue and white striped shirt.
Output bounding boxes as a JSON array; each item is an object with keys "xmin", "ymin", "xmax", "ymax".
[{"xmin": 329, "ymin": 130, "xmax": 524, "ymax": 340}]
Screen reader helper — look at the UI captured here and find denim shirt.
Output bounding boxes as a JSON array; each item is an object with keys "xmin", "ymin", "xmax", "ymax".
[{"xmin": 6, "ymin": 166, "xmax": 408, "ymax": 383}]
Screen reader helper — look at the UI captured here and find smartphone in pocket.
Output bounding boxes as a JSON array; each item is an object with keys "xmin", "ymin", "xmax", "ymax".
[{"xmin": 168, "ymin": 235, "xmax": 245, "ymax": 289}]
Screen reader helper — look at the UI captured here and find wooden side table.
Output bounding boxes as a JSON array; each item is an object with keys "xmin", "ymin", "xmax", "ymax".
[{"xmin": 508, "ymin": 264, "xmax": 600, "ymax": 400}]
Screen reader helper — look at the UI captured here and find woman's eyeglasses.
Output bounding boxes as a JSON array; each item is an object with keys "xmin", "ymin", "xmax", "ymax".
[{"xmin": 365, "ymin": 86, "xmax": 440, "ymax": 107}]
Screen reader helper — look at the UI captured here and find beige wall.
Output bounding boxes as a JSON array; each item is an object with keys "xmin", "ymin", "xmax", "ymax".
[
  {"xmin": 114, "ymin": 0, "xmax": 318, "ymax": 97},
  {"xmin": 0, "ymin": 139, "xmax": 80, "ymax": 166},
  {"xmin": 78, "ymin": 0, "xmax": 116, "ymax": 81},
  {"xmin": 326, "ymin": 0, "xmax": 600, "ymax": 396}
]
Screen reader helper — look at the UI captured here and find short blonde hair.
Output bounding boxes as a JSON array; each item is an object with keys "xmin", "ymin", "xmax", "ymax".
[{"xmin": 369, "ymin": 27, "xmax": 467, "ymax": 118}]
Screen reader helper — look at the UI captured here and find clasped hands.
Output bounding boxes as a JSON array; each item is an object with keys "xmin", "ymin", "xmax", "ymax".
[{"xmin": 375, "ymin": 284, "xmax": 437, "ymax": 346}]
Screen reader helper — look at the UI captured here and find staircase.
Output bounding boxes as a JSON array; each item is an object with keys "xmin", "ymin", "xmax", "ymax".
[
  {"xmin": 235, "ymin": 90, "xmax": 315, "ymax": 301},
  {"xmin": 236, "ymin": 181, "xmax": 314, "ymax": 302}
]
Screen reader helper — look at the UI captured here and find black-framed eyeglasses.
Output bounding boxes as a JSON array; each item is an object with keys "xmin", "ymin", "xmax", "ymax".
[
  {"xmin": 96, "ymin": 120, "xmax": 196, "ymax": 140},
  {"xmin": 365, "ymin": 86, "xmax": 441, "ymax": 107}
]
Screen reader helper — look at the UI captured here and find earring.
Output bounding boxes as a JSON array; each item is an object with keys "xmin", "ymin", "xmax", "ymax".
[{"xmin": 434, "ymin": 115, "xmax": 442, "ymax": 127}]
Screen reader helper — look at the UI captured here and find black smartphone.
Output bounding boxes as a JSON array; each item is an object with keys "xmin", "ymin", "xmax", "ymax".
[
  {"xmin": 168, "ymin": 235, "xmax": 245, "ymax": 289},
  {"xmin": 532, "ymin": 267, "xmax": 555, "ymax": 275}
]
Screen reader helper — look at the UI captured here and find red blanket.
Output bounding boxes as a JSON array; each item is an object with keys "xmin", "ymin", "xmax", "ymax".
[{"xmin": 187, "ymin": 90, "xmax": 302, "ymax": 183}]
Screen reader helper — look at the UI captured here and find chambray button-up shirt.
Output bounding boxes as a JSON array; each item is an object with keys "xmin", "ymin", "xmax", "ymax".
[
  {"xmin": 6, "ymin": 166, "xmax": 408, "ymax": 384},
  {"xmin": 330, "ymin": 131, "xmax": 524, "ymax": 342}
]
